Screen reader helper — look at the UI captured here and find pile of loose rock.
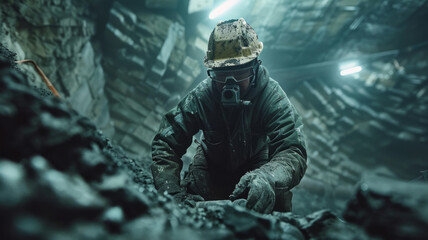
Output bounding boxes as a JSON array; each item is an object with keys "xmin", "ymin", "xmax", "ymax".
[{"xmin": 0, "ymin": 52, "xmax": 201, "ymax": 239}]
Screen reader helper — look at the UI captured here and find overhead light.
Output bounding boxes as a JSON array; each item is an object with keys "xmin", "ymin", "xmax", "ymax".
[
  {"xmin": 209, "ymin": 0, "xmax": 241, "ymax": 19},
  {"xmin": 339, "ymin": 62, "xmax": 362, "ymax": 76},
  {"xmin": 340, "ymin": 66, "xmax": 362, "ymax": 76}
]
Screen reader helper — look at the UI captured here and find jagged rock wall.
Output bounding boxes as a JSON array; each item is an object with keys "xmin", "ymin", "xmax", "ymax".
[
  {"xmin": 0, "ymin": 0, "xmax": 204, "ymax": 161},
  {"xmin": 289, "ymin": 46, "xmax": 428, "ymax": 213},
  {"xmin": 101, "ymin": 1, "xmax": 202, "ymax": 159},
  {"xmin": 252, "ymin": 0, "xmax": 427, "ymax": 67},
  {"xmin": 286, "ymin": 0, "xmax": 428, "ymax": 183},
  {"xmin": 0, "ymin": 0, "xmax": 113, "ymax": 136},
  {"xmin": 291, "ymin": 48, "xmax": 428, "ymax": 183}
]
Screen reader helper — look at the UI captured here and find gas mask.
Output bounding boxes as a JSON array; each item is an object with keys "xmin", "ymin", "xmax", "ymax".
[
  {"xmin": 221, "ymin": 76, "xmax": 250, "ymax": 107},
  {"xmin": 208, "ymin": 61, "xmax": 259, "ymax": 107}
]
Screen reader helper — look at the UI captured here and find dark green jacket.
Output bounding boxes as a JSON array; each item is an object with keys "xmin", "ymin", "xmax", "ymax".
[{"xmin": 151, "ymin": 65, "xmax": 307, "ymax": 195}]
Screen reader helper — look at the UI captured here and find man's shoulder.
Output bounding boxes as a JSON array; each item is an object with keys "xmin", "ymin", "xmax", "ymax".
[
  {"xmin": 260, "ymin": 77, "xmax": 286, "ymax": 99},
  {"xmin": 189, "ymin": 78, "xmax": 213, "ymax": 98},
  {"xmin": 180, "ymin": 79, "xmax": 212, "ymax": 106},
  {"xmin": 193, "ymin": 78, "xmax": 211, "ymax": 92},
  {"xmin": 266, "ymin": 77, "xmax": 281, "ymax": 89}
]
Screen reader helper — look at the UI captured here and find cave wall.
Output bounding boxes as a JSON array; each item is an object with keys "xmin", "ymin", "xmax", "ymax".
[
  {"xmin": 101, "ymin": 1, "xmax": 202, "ymax": 159},
  {"xmin": 291, "ymin": 48, "xmax": 428, "ymax": 185},
  {"xmin": 0, "ymin": 0, "xmax": 205, "ymax": 162},
  {"xmin": 0, "ymin": 0, "xmax": 113, "ymax": 136},
  {"xmin": 284, "ymin": 0, "xmax": 428, "ymax": 184}
]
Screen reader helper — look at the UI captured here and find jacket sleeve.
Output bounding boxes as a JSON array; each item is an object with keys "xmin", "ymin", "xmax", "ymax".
[
  {"xmin": 151, "ymin": 93, "xmax": 200, "ymax": 194},
  {"xmin": 260, "ymin": 82, "xmax": 307, "ymax": 193}
]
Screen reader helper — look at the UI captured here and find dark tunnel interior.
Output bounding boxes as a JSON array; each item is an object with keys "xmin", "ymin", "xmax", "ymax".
[{"xmin": 0, "ymin": 0, "xmax": 427, "ymax": 239}]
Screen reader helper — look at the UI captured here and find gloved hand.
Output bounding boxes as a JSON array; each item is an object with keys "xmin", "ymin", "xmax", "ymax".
[
  {"xmin": 172, "ymin": 191, "xmax": 205, "ymax": 207},
  {"xmin": 230, "ymin": 170, "xmax": 276, "ymax": 214}
]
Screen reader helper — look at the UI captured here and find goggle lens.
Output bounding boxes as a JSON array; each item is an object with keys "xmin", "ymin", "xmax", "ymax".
[{"xmin": 208, "ymin": 66, "xmax": 254, "ymax": 83}]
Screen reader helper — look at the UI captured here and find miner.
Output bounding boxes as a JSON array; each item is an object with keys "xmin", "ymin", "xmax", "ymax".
[{"xmin": 151, "ymin": 18, "xmax": 307, "ymax": 213}]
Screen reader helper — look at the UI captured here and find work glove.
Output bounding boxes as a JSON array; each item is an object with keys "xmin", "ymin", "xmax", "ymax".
[
  {"xmin": 171, "ymin": 191, "xmax": 205, "ymax": 207},
  {"xmin": 230, "ymin": 170, "xmax": 276, "ymax": 214}
]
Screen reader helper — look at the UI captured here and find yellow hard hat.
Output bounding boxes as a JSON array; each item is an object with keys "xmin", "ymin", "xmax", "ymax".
[{"xmin": 204, "ymin": 18, "xmax": 263, "ymax": 68}]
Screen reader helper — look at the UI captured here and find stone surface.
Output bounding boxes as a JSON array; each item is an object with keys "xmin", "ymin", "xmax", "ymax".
[
  {"xmin": 0, "ymin": 0, "xmax": 112, "ymax": 137},
  {"xmin": 101, "ymin": 2, "xmax": 200, "ymax": 159},
  {"xmin": 149, "ymin": 22, "xmax": 185, "ymax": 84},
  {"xmin": 344, "ymin": 176, "xmax": 428, "ymax": 240},
  {"xmin": 222, "ymin": 205, "xmax": 306, "ymax": 240}
]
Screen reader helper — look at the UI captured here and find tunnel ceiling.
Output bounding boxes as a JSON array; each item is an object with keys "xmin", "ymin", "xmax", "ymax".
[{"xmin": 1, "ymin": 0, "xmax": 427, "ymax": 196}]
